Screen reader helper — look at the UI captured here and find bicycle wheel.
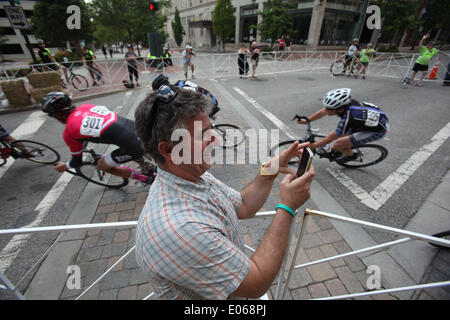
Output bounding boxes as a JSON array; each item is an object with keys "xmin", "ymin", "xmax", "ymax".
[
  {"xmin": 71, "ymin": 74, "xmax": 90, "ymax": 91},
  {"xmin": 429, "ymin": 231, "xmax": 450, "ymax": 250},
  {"xmin": 75, "ymin": 162, "xmax": 129, "ymax": 188},
  {"xmin": 270, "ymin": 140, "xmax": 303, "ymax": 165},
  {"xmin": 213, "ymin": 124, "xmax": 245, "ymax": 149},
  {"xmin": 0, "ymin": 157, "xmax": 6, "ymax": 167},
  {"xmin": 11, "ymin": 140, "xmax": 60, "ymax": 165},
  {"xmin": 330, "ymin": 60, "xmax": 346, "ymax": 76},
  {"xmin": 337, "ymin": 144, "xmax": 388, "ymax": 168}
]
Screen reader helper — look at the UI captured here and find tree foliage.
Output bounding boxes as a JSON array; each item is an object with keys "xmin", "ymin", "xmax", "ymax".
[
  {"xmin": 255, "ymin": 0, "xmax": 293, "ymax": 48},
  {"xmin": 422, "ymin": 0, "xmax": 450, "ymax": 33},
  {"xmin": 89, "ymin": 0, "xmax": 170, "ymax": 45},
  {"xmin": 212, "ymin": 0, "xmax": 236, "ymax": 50},
  {"xmin": 379, "ymin": 0, "xmax": 422, "ymax": 45},
  {"xmin": 172, "ymin": 7, "xmax": 185, "ymax": 47},
  {"xmin": 30, "ymin": 0, "xmax": 94, "ymax": 44}
]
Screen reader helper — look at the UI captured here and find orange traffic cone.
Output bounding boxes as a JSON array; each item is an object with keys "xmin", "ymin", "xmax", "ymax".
[{"xmin": 428, "ymin": 58, "xmax": 440, "ymax": 80}]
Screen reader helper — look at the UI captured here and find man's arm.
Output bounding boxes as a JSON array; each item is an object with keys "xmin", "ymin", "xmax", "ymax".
[
  {"xmin": 231, "ymin": 169, "xmax": 315, "ymax": 299},
  {"xmin": 237, "ymin": 141, "xmax": 305, "ymax": 219}
]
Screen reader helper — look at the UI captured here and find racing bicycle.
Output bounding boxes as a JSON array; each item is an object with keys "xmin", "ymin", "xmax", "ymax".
[
  {"xmin": 62, "ymin": 64, "xmax": 90, "ymax": 92},
  {"xmin": 270, "ymin": 115, "xmax": 388, "ymax": 168},
  {"xmin": 0, "ymin": 136, "xmax": 60, "ymax": 167},
  {"xmin": 65, "ymin": 143, "xmax": 157, "ymax": 188},
  {"xmin": 330, "ymin": 54, "xmax": 364, "ymax": 78},
  {"xmin": 212, "ymin": 122, "xmax": 245, "ymax": 149}
]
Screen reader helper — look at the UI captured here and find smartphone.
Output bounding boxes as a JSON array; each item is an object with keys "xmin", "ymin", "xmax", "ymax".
[{"xmin": 296, "ymin": 147, "xmax": 314, "ymax": 177}]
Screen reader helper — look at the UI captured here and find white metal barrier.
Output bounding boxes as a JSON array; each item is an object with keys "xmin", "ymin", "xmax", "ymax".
[
  {"xmin": 0, "ymin": 208, "xmax": 449, "ymax": 300},
  {"xmin": 1, "ymin": 51, "xmax": 447, "ymax": 89}
]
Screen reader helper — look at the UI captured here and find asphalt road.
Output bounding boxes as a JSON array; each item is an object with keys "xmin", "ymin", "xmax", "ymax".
[
  {"xmin": 0, "ymin": 66, "xmax": 449, "ymax": 298},
  {"xmin": 0, "ymin": 89, "xmax": 142, "ymax": 295}
]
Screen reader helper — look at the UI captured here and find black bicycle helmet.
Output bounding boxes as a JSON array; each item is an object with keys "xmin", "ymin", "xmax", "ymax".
[
  {"xmin": 41, "ymin": 92, "xmax": 73, "ymax": 116},
  {"xmin": 152, "ymin": 74, "xmax": 170, "ymax": 91}
]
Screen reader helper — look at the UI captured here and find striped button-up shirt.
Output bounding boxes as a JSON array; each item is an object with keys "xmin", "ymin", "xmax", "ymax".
[{"xmin": 135, "ymin": 168, "xmax": 251, "ymax": 300}]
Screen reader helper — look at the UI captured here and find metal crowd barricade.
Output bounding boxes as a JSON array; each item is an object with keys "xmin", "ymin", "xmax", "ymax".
[{"xmin": 0, "ymin": 208, "xmax": 449, "ymax": 300}]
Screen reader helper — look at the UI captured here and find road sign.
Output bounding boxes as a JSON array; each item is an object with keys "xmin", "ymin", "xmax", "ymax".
[{"xmin": 4, "ymin": 6, "xmax": 29, "ymax": 30}]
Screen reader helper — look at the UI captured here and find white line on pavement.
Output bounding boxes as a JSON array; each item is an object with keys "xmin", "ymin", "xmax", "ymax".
[
  {"xmin": 233, "ymin": 87, "xmax": 297, "ymax": 139},
  {"xmin": 232, "ymin": 86, "xmax": 450, "ymax": 211},
  {"xmin": 0, "ymin": 172, "xmax": 74, "ymax": 273},
  {"xmin": 328, "ymin": 121, "xmax": 450, "ymax": 210}
]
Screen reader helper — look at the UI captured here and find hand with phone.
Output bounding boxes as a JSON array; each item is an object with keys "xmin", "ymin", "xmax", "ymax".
[
  {"xmin": 279, "ymin": 164, "xmax": 315, "ymax": 212},
  {"xmin": 296, "ymin": 146, "xmax": 314, "ymax": 177}
]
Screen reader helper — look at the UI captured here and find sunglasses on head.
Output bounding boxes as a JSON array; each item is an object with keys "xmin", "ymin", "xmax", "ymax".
[{"xmin": 148, "ymin": 85, "xmax": 178, "ymax": 133}]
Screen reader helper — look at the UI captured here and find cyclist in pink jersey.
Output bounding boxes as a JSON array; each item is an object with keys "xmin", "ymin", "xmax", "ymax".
[{"xmin": 40, "ymin": 92, "xmax": 151, "ymax": 183}]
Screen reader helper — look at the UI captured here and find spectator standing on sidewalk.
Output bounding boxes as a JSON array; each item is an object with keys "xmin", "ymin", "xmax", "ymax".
[
  {"xmin": 238, "ymin": 43, "xmax": 250, "ymax": 78},
  {"xmin": 125, "ymin": 44, "xmax": 140, "ymax": 87},
  {"xmin": 134, "ymin": 85, "xmax": 315, "ymax": 299},
  {"xmin": 108, "ymin": 43, "xmax": 114, "ymax": 59},
  {"xmin": 102, "ymin": 43, "xmax": 108, "ymax": 59},
  {"xmin": 278, "ymin": 35, "xmax": 285, "ymax": 59},
  {"xmin": 250, "ymin": 41, "xmax": 261, "ymax": 78},
  {"xmin": 410, "ymin": 34, "xmax": 449, "ymax": 87},
  {"xmin": 354, "ymin": 43, "xmax": 376, "ymax": 79},
  {"xmin": 182, "ymin": 45, "xmax": 196, "ymax": 79}
]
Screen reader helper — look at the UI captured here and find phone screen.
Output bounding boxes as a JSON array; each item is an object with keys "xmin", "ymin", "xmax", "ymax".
[{"xmin": 296, "ymin": 147, "xmax": 313, "ymax": 177}]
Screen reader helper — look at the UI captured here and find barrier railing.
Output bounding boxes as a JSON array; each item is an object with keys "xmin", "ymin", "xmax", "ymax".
[
  {"xmin": 0, "ymin": 208, "xmax": 448, "ymax": 300},
  {"xmin": 1, "ymin": 51, "xmax": 447, "ymax": 93}
]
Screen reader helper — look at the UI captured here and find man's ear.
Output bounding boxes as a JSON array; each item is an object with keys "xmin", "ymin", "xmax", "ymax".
[{"xmin": 158, "ymin": 141, "xmax": 173, "ymax": 163}]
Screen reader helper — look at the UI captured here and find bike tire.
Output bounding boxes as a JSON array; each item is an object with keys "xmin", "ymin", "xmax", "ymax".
[
  {"xmin": 330, "ymin": 60, "xmax": 346, "ymax": 76},
  {"xmin": 429, "ymin": 231, "xmax": 450, "ymax": 250},
  {"xmin": 213, "ymin": 124, "xmax": 245, "ymax": 149},
  {"xmin": 11, "ymin": 140, "xmax": 60, "ymax": 165},
  {"xmin": 270, "ymin": 140, "xmax": 304, "ymax": 165},
  {"xmin": 70, "ymin": 162, "xmax": 129, "ymax": 188},
  {"xmin": 71, "ymin": 74, "xmax": 90, "ymax": 92},
  {"xmin": 337, "ymin": 144, "xmax": 388, "ymax": 168},
  {"xmin": 0, "ymin": 157, "xmax": 6, "ymax": 167}
]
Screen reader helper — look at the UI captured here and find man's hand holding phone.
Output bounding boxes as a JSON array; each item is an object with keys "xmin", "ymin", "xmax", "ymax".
[{"xmin": 279, "ymin": 165, "xmax": 315, "ymax": 212}]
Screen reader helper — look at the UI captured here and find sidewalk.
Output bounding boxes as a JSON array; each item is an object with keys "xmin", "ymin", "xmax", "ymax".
[{"xmin": 22, "ymin": 81, "xmax": 449, "ymax": 300}]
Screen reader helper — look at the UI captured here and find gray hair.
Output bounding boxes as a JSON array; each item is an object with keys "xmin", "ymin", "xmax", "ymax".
[{"xmin": 134, "ymin": 87, "xmax": 212, "ymax": 165}]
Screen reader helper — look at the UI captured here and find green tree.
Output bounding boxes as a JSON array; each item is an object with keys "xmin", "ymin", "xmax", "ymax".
[
  {"xmin": 380, "ymin": 0, "xmax": 422, "ymax": 46},
  {"xmin": 172, "ymin": 7, "xmax": 185, "ymax": 47},
  {"xmin": 421, "ymin": 0, "xmax": 450, "ymax": 40},
  {"xmin": 30, "ymin": 0, "xmax": 94, "ymax": 45},
  {"xmin": 89, "ymin": 0, "xmax": 170, "ymax": 45},
  {"xmin": 255, "ymin": 0, "xmax": 293, "ymax": 49},
  {"xmin": 212, "ymin": 0, "xmax": 235, "ymax": 51}
]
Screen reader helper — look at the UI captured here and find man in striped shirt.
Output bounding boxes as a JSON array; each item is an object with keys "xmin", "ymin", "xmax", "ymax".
[{"xmin": 134, "ymin": 84, "xmax": 315, "ymax": 299}]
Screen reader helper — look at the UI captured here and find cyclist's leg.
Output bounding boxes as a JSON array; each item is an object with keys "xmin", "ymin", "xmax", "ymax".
[{"xmin": 332, "ymin": 135, "xmax": 354, "ymax": 156}]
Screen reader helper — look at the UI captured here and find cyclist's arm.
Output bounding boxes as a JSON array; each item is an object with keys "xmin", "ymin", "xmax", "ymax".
[
  {"xmin": 297, "ymin": 108, "xmax": 327, "ymax": 124},
  {"xmin": 310, "ymin": 131, "xmax": 339, "ymax": 149}
]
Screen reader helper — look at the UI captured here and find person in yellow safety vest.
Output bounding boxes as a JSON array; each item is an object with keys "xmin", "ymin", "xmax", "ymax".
[
  {"xmin": 37, "ymin": 39, "xmax": 68, "ymax": 82},
  {"xmin": 81, "ymin": 46, "xmax": 103, "ymax": 86}
]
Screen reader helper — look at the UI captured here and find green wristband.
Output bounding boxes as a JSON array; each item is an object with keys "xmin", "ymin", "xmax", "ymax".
[{"xmin": 275, "ymin": 204, "xmax": 296, "ymax": 217}]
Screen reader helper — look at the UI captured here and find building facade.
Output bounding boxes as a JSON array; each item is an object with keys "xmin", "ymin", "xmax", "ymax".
[
  {"xmin": 0, "ymin": 0, "xmax": 37, "ymax": 61},
  {"xmin": 164, "ymin": 0, "xmax": 372, "ymax": 50}
]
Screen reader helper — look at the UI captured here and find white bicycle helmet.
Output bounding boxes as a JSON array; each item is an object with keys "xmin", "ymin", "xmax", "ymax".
[{"xmin": 323, "ymin": 88, "xmax": 352, "ymax": 109}]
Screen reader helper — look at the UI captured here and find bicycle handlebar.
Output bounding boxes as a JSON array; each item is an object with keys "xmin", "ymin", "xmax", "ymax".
[{"xmin": 292, "ymin": 115, "xmax": 313, "ymax": 141}]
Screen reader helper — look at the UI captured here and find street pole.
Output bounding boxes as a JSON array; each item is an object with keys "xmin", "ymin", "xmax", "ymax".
[
  {"xmin": 353, "ymin": 0, "xmax": 370, "ymax": 40},
  {"xmin": 8, "ymin": 0, "xmax": 37, "ymax": 63}
]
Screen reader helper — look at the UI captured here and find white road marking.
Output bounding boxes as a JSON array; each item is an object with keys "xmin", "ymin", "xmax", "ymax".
[
  {"xmin": 233, "ymin": 87, "xmax": 297, "ymax": 139},
  {"xmin": 232, "ymin": 87, "xmax": 450, "ymax": 211},
  {"xmin": 0, "ymin": 172, "xmax": 74, "ymax": 273}
]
